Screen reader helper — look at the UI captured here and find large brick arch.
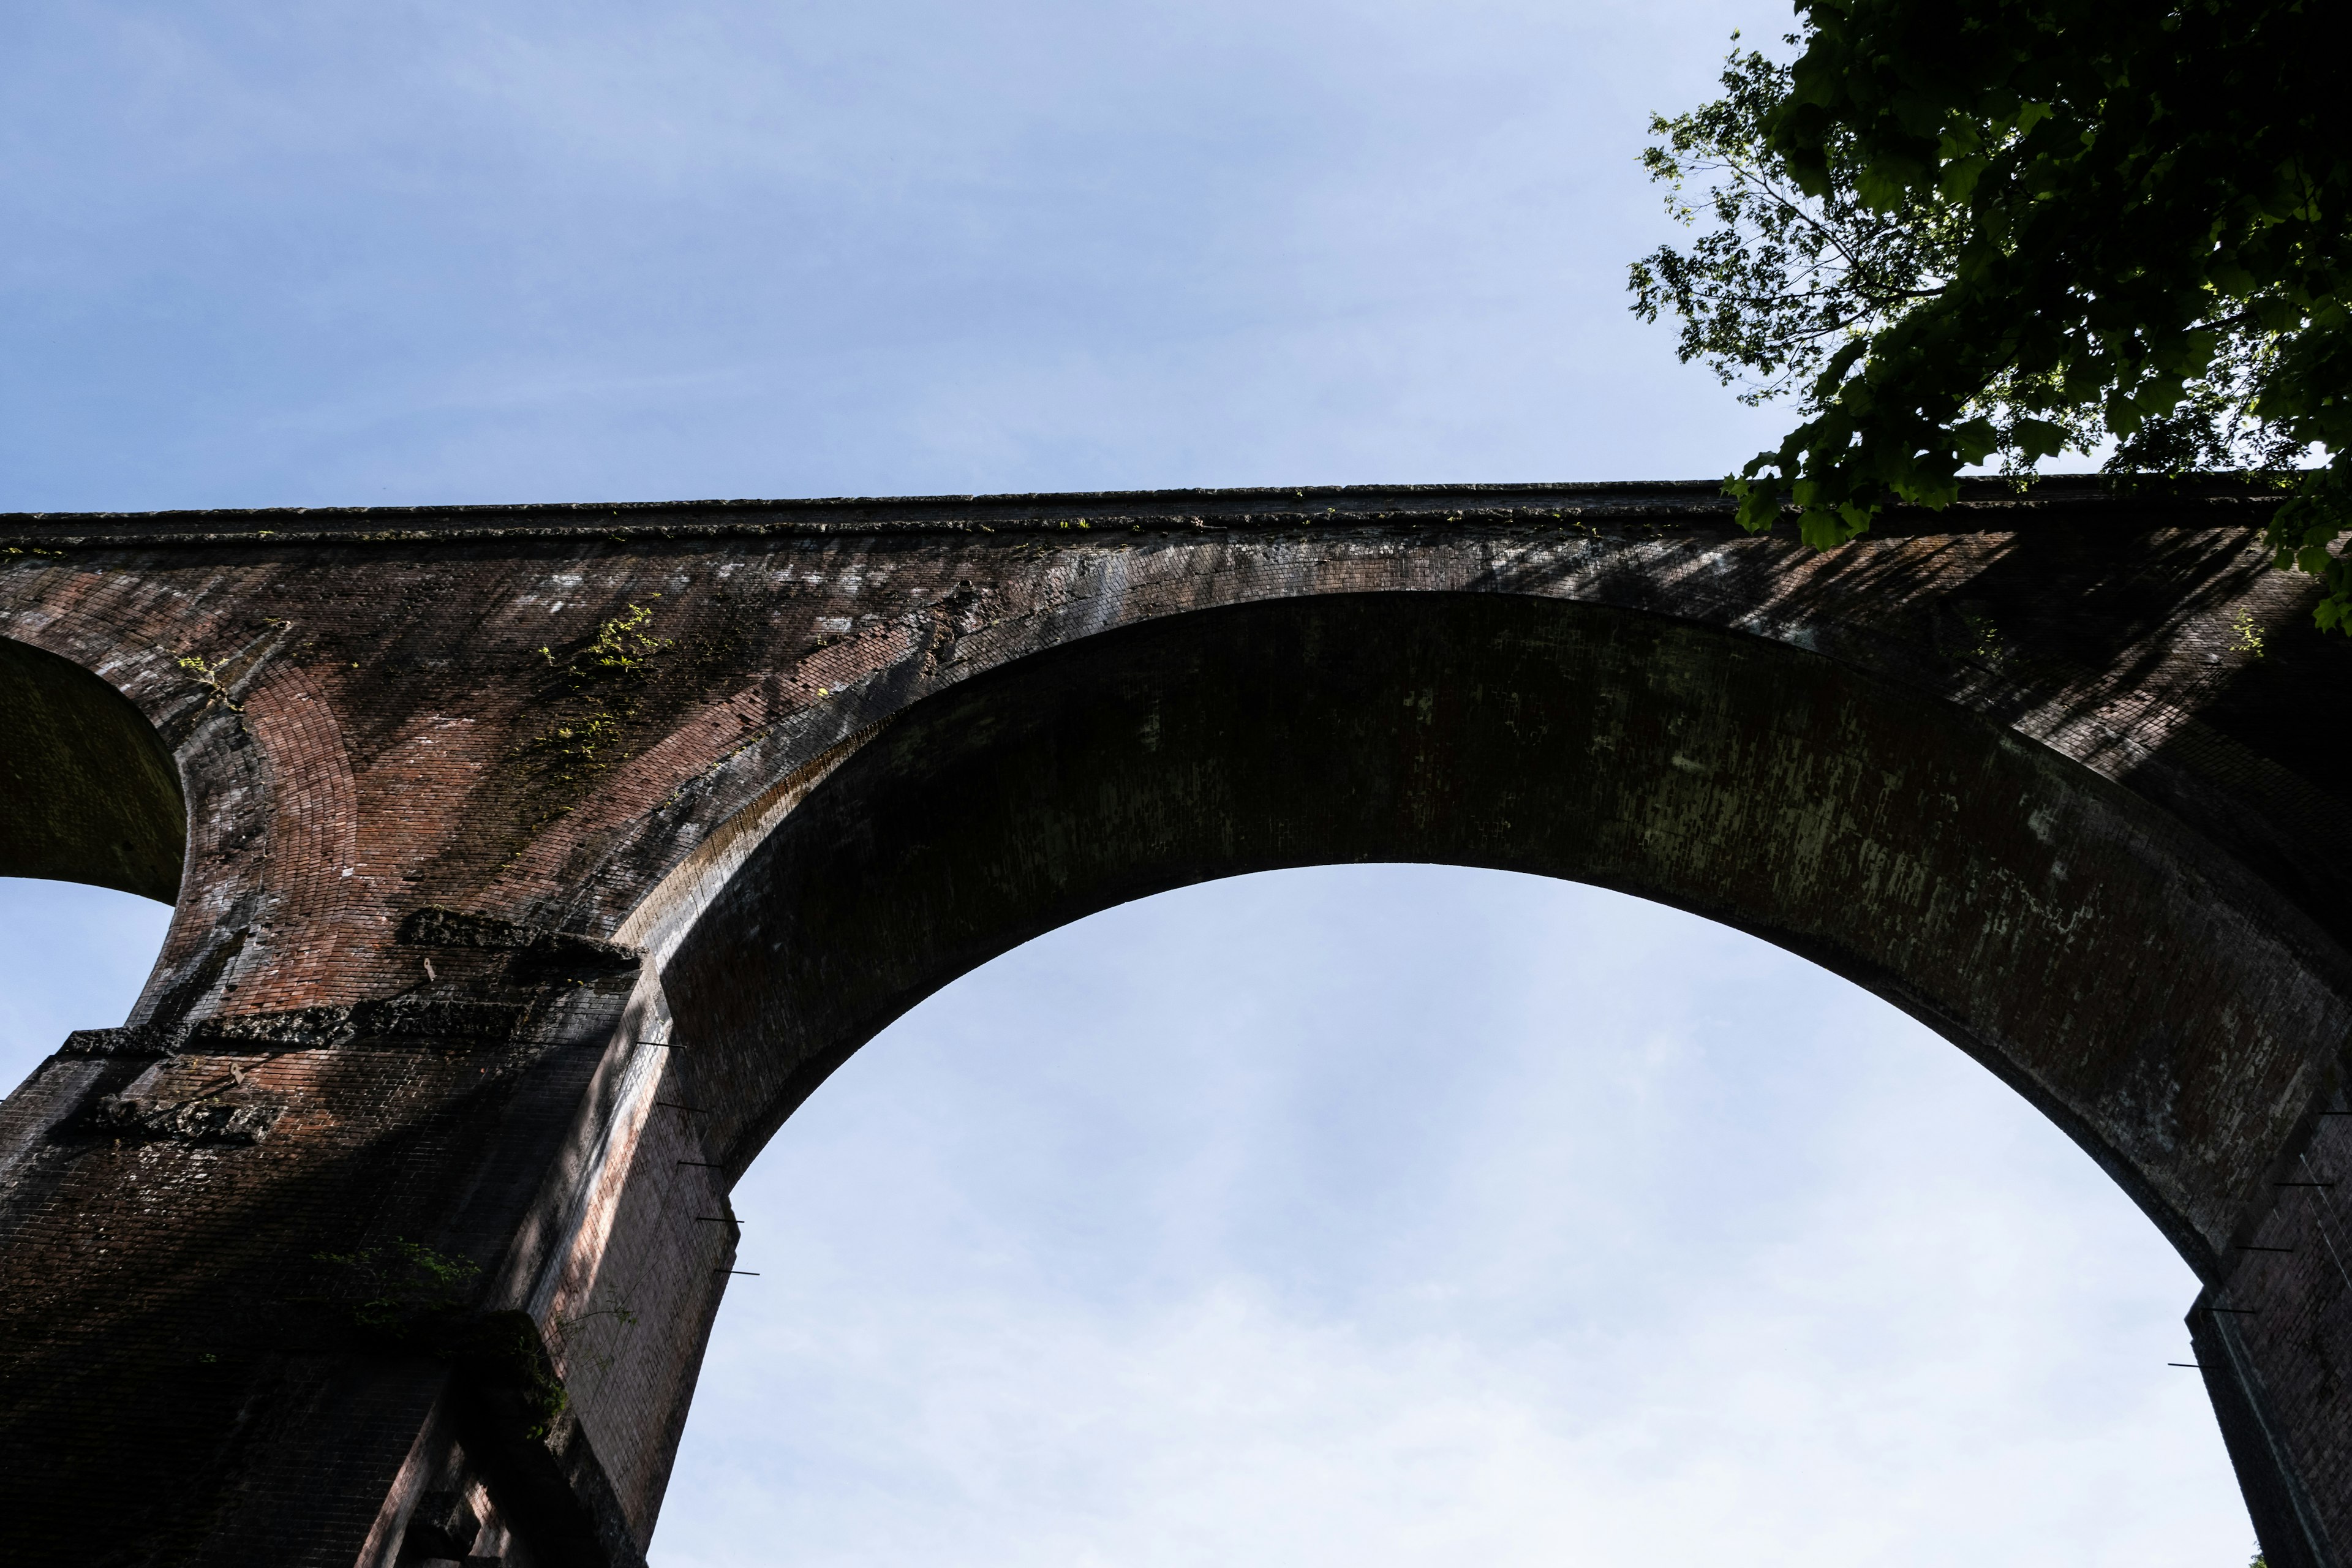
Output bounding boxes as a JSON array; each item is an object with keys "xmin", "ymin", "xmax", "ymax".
[
  {"xmin": 646, "ymin": 589, "xmax": 2350, "ymax": 1561},
  {"xmin": 665, "ymin": 591, "xmax": 2342, "ymax": 1270},
  {"xmin": 0, "ymin": 481, "xmax": 2346, "ymax": 1566}
]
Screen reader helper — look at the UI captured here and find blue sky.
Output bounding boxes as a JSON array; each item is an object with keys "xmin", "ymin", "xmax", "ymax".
[
  {"xmin": 0, "ymin": 1, "xmax": 2250, "ymax": 1562},
  {"xmin": 0, "ymin": 0, "xmax": 1800, "ymax": 508}
]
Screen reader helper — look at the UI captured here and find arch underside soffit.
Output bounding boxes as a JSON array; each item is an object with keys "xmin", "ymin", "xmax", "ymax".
[
  {"xmin": 0, "ymin": 633, "xmax": 185, "ymax": 903},
  {"xmin": 657, "ymin": 590, "xmax": 2352, "ymax": 1280}
]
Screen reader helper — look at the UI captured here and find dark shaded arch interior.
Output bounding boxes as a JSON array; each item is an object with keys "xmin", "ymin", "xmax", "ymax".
[
  {"xmin": 662, "ymin": 591, "xmax": 2342, "ymax": 1279},
  {"xmin": 0, "ymin": 634, "xmax": 185, "ymax": 903}
]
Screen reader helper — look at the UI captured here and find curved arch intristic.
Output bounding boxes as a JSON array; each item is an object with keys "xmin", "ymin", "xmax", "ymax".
[
  {"xmin": 658, "ymin": 591, "xmax": 2351, "ymax": 1281},
  {"xmin": 0, "ymin": 633, "xmax": 184, "ymax": 903}
]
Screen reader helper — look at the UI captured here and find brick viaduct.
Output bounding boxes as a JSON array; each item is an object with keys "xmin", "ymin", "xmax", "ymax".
[{"xmin": 1, "ymin": 479, "xmax": 2347, "ymax": 1565}]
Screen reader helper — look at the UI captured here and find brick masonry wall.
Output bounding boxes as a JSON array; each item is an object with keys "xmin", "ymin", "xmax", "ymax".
[{"xmin": 0, "ymin": 478, "xmax": 2346, "ymax": 1565}]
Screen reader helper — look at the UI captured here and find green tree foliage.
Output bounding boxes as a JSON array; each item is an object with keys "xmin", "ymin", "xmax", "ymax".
[{"xmin": 1628, "ymin": 0, "xmax": 2351, "ymax": 627}]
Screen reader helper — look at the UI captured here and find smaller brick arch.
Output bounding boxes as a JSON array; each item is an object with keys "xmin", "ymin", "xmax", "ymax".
[{"xmin": 0, "ymin": 631, "xmax": 184, "ymax": 902}]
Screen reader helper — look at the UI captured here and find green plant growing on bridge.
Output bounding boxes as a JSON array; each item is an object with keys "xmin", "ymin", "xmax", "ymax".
[
  {"xmin": 176, "ymin": 652, "xmax": 243, "ymax": 712},
  {"xmin": 552, "ymin": 1297, "xmax": 641, "ymax": 1380},
  {"xmin": 1958, "ymin": 607, "xmax": 2003, "ymax": 665},
  {"xmin": 514, "ymin": 600, "xmax": 673, "ymax": 830},
  {"xmin": 534, "ymin": 600, "xmax": 669, "ymax": 680},
  {"xmin": 313, "ymin": 1238, "xmax": 481, "ymax": 1340},
  {"xmin": 2232, "ymin": 609, "xmax": 2267, "ymax": 659},
  {"xmin": 1629, "ymin": 0, "xmax": 2349, "ymax": 626},
  {"xmin": 464, "ymin": 1311, "xmax": 573, "ymax": 1441},
  {"xmin": 312, "ymin": 1242, "xmax": 570, "ymax": 1441}
]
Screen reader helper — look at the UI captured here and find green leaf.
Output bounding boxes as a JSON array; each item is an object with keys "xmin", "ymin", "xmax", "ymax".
[{"xmin": 2011, "ymin": 418, "xmax": 2069, "ymax": 459}]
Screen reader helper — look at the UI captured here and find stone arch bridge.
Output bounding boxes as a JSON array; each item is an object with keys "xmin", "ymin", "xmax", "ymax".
[{"xmin": 1, "ymin": 480, "xmax": 2347, "ymax": 1566}]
